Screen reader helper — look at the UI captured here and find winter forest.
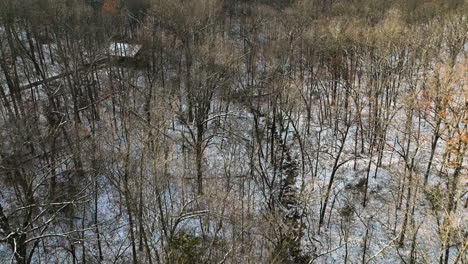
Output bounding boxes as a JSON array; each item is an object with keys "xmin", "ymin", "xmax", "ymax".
[{"xmin": 0, "ymin": 0, "xmax": 467, "ymax": 263}]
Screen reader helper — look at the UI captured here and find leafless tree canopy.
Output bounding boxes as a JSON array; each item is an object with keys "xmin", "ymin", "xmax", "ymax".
[{"xmin": 0, "ymin": 0, "xmax": 467, "ymax": 263}]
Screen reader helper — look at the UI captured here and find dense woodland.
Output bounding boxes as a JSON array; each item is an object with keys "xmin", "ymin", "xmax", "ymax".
[{"xmin": 0, "ymin": 0, "xmax": 467, "ymax": 263}]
